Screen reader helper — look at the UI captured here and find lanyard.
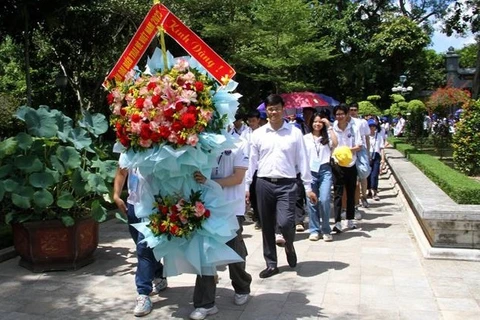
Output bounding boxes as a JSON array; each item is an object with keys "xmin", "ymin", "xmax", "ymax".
[
  {"xmin": 215, "ymin": 152, "xmax": 223, "ymax": 175},
  {"xmin": 313, "ymin": 136, "xmax": 321, "ymax": 158}
]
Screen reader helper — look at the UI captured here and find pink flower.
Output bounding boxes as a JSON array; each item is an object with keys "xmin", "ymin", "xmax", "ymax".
[
  {"xmin": 174, "ymin": 59, "xmax": 189, "ymax": 72},
  {"xmin": 179, "ymin": 214, "xmax": 188, "ymax": 224},
  {"xmin": 139, "ymin": 138, "xmax": 152, "ymax": 148},
  {"xmin": 200, "ymin": 109, "xmax": 213, "ymax": 122},
  {"xmin": 194, "ymin": 201, "xmax": 206, "ymax": 217},
  {"xmin": 187, "ymin": 134, "xmax": 199, "ymax": 146}
]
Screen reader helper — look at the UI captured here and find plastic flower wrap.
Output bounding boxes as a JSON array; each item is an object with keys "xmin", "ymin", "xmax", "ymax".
[
  {"xmin": 106, "ymin": 59, "xmax": 229, "ymax": 150},
  {"xmin": 149, "ymin": 190, "xmax": 211, "ymax": 239}
]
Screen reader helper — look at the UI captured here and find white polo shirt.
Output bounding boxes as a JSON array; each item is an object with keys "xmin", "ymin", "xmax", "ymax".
[
  {"xmin": 246, "ymin": 121, "xmax": 312, "ymax": 192},
  {"xmin": 332, "ymin": 119, "xmax": 362, "ymax": 167},
  {"xmin": 211, "ymin": 142, "xmax": 249, "ymax": 217}
]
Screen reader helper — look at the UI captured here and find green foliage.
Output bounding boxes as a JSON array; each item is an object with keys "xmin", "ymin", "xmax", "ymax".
[
  {"xmin": 0, "ymin": 93, "xmax": 20, "ymax": 138},
  {"xmin": 405, "ymin": 100, "xmax": 427, "ymax": 145},
  {"xmin": 0, "ymin": 106, "xmax": 117, "ymax": 226},
  {"xmin": 358, "ymin": 101, "xmax": 381, "ymax": 116},
  {"xmin": 458, "ymin": 43, "xmax": 478, "ymax": 68},
  {"xmin": 388, "ymin": 137, "xmax": 480, "ymax": 204},
  {"xmin": 385, "ymin": 94, "xmax": 408, "ymax": 116},
  {"xmin": 367, "ymin": 95, "xmax": 381, "ymax": 101},
  {"xmin": 452, "ymin": 99, "xmax": 480, "ymax": 176},
  {"xmin": 0, "ymin": 36, "xmax": 27, "ymax": 102}
]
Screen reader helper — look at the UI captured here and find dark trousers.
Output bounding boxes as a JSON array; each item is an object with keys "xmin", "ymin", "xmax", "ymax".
[
  {"xmin": 127, "ymin": 203, "xmax": 164, "ymax": 295},
  {"xmin": 295, "ymin": 175, "xmax": 306, "ymax": 225},
  {"xmin": 193, "ymin": 217, "xmax": 251, "ymax": 308},
  {"xmin": 368, "ymin": 152, "xmax": 381, "ymax": 191},
  {"xmin": 249, "ymin": 171, "xmax": 259, "ymax": 222},
  {"xmin": 256, "ymin": 178, "xmax": 297, "ymax": 268},
  {"xmin": 332, "ymin": 165, "xmax": 358, "ymax": 221}
]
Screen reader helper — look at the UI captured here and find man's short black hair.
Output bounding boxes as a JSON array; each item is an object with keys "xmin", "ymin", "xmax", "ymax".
[
  {"xmin": 264, "ymin": 94, "xmax": 284, "ymax": 107},
  {"xmin": 247, "ymin": 109, "xmax": 261, "ymax": 118}
]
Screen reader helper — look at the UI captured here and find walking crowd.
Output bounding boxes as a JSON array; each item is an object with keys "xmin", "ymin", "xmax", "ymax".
[{"xmin": 113, "ymin": 94, "xmax": 390, "ymax": 319}]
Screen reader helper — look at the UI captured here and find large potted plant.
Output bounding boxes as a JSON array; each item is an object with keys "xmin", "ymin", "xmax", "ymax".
[{"xmin": 0, "ymin": 105, "xmax": 117, "ymax": 272}]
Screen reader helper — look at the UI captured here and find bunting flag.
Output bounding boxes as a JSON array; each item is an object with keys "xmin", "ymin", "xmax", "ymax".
[{"xmin": 105, "ymin": 4, "xmax": 235, "ymax": 85}]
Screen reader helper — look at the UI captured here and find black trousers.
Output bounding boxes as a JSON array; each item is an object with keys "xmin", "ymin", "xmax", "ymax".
[
  {"xmin": 256, "ymin": 178, "xmax": 297, "ymax": 268},
  {"xmin": 193, "ymin": 216, "xmax": 251, "ymax": 308},
  {"xmin": 249, "ymin": 171, "xmax": 259, "ymax": 222},
  {"xmin": 332, "ymin": 165, "xmax": 358, "ymax": 221}
]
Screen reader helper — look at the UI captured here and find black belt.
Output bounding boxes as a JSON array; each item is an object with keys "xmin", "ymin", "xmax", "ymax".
[{"xmin": 259, "ymin": 177, "xmax": 297, "ymax": 184}]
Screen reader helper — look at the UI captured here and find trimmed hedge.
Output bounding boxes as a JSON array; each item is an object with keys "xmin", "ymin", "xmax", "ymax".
[{"xmin": 388, "ymin": 137, "xmax": 480, "ymax": 204}]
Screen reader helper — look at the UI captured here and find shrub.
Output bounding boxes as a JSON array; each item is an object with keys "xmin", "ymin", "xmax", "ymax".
[
  {"xmin": 405, "ymin": 100, "xmax": 427, "ymax": 146},
  {"xmin": 388, "ymin": 137, "xmax": 480, "ymax": 204},
  {"xmin": 358, "ymin": 100, "xmax": 381, "ymax": 116},
  {"xmin": 0, "ymin": 93, "xmax": 20, "ymax": 138},
  {"xmin": 452, "ymin": 100, "xmax": 480, "ymax": 176}
]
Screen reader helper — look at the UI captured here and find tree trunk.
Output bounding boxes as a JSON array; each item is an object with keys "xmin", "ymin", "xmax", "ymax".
[
  {"xmin": 23, "ymin": 5, "xmax": 32, "ymax": 106},
  {"xmin": 472, "ymin": 39, "xmax": 480, "ymax": 99}
]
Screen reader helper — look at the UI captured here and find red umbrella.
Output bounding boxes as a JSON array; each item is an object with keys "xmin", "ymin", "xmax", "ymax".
[{"xmin": 280, "ymin": 92, "xmax": 329, "ymax": 109}]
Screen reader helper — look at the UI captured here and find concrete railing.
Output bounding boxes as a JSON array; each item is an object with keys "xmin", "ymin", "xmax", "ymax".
[{"xmin": 385, "ymin": 147, "xmax": 480, "ymax": 260}]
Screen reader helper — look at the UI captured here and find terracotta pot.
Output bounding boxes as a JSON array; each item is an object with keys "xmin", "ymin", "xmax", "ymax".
[{"xmin": 12, "ymin": 218, "xmax": 99, "ymax": 272}]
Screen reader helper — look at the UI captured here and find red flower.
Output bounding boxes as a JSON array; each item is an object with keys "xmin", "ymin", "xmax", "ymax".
[
  {"xmin": 194, "ymin": 81, "xmax": 204, "ymax": 92},
  {"xmin": 204, "ymin": 209, "xmax": 211, "ymax": 218},
  {"xmin": 181, "ymin": 113, "xmax": 197, "ymax": 129},
  {"xmin": 115, "ymin": 122, "xmax": 122, "ymax": 132},
  {"xmin": 107, "ymin": 93, "xmax": 114, "ymax": 104},
  {"xmin": 177, "ymin": 135, "xmax": 186, "ymax": 145},
  {"xmin": 176, "ymin": 77, "xmax": 185, "ymax": 86},
  {"xmin": 163, "ymin": 107, "xmax": 175, "ymax": 121},
  {"xmin": 140, "ymin": 123, "xmax": 151, "ymax": 140},
  {"xmin": 135, "ymin": 97, "xmax": 145, "ymax": 110},
  {"xmin": 120, "ymin": 108, "xmax": 127, "ymax": 116},
  {"xmin": 175, "ymin": 101, "xmax": 185, "ymax": 112},
  {"xmin": 150, "ymin": 130, "xmax": 161, "ymax": 143},
  {"xmin": 187, "ymin": 105, "xmax": 198, "ymax": 115},
  {"xmin": 159, "ymin": 223, "xmax": 168, "ymax": 233},
  {"xmin": 184, "ymin": 83, "xmax": 192, "ymax": 90},
  {"xmin": 170, "ymin": 213, "xmax": 179, "ymax": 222},
  {"xmin": 147, "ymin": 82, "xmax": 157, "ymax": 91},
  {"xmin": 131, "ymin": 113, "xmax": 142, "ymax": 123},
  {"xmin": 171, "ymin": 121, "xmax": 184, "ymax": 133},
  {"xmin": 119, "ymin": 136, "xmax": 130, "ymax": 147},
  {"xmin": 170, "ymin": 224, "xmax": 179, "ymax": 235},
  {"xmin": 159, "ymin": 205, "xmax": 169, "ymax": 215},
  {"xmin": 159, "ymin": 126, "xmax": 171, "ymax": 139},
  {"xmin": 151, "ymin": 95, "xmax": 161, "ymax": 106}
]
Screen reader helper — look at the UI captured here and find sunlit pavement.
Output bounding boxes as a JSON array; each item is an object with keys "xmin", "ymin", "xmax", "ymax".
[{"xmin": 0, "ymin": 171, "xmax": 479, "ymax": 320}]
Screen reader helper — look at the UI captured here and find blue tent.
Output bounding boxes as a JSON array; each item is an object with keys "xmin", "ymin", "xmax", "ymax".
[{"xmin": 317, "ymin": 93, "xmax": 339, "ymax": 106}]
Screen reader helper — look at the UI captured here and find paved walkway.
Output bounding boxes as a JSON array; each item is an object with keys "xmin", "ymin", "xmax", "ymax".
[{"xmin": 0, "ymin": 172, "xmax": 479, "ymax": 320}]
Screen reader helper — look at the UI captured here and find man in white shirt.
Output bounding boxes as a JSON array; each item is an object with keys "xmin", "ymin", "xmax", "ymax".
[
  {"xmin": 246, "ymin": 94, "xmax": 317, "ymax": 279},
  {"xmin": 394, "ymin": 113, "xmax": 406, "ymax": 137},
  {"xmin": 191, "ymin": 142, "xmax": 252, "ymax": 319}
]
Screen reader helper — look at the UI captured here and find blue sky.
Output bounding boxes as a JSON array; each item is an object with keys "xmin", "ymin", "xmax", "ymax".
[{"xmin": 430, "ymin": 28, "xmax": 476, "ymax": 53}]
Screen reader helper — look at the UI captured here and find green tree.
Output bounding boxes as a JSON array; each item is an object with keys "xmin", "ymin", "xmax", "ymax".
[{"xmin": 459, "ymin": 43, "xmax": 478, "ymax": 67}]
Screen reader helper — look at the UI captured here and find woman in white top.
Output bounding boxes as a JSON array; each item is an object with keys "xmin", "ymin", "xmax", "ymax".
[
  {"xmin": 367, "ymin": 118, "xmax": 385, "ymax": 201},
  {"xmin": 304, "ymin": 112, "xmax": 338, "ymax": 241}
]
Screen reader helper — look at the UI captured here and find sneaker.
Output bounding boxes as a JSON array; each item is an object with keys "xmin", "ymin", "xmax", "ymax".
[
  {"xmin": 295, "ymin": 224, "xmax": 305, "ymax": 232},
  {"xmin": 309, "ymin": 233, "xmax": 320, "ymax": 241},
  {"xmin": 332, "ymin": 222, "xmax": 342, "ymax": 233},
  {"xmin": 153, "ymin": 277, "xmax": 168, "ymax": 293},
  {"xmin": 234, "ymin": 293, "xmax": 249, "ymax": 306},
  {"xmin": 354, "ymin": 210, "xmax": 362, "ymax": 220},
  {"xmin": 323, "ymin": 234, "xmax": 333, "ymax": 242},
  {"xmin": 254, "ymin": 221, "xmax": 261, "ymax": 230},
  {"xmin": 133, "ymin": 294, "xmax": 152, "ymax": 317},
  {"xmin": 373, "ymin": 194, "xmax": 380, "ymax": 201},
  {"xmin": 367, "ymin": 190, "xmax": 373, "ymax": 199},
  {"xmin": 275, "ymin": 233, "xmax": 285, "ymax": 247},
  {"xmin": 340, "ymin": 210, "xmax": 346, "ymax": 220},
  {"xmin": 361, "ymin": 197, "xmax": 369, "ymax": 208},
  {"xmin": 189, "ymin": 305, "xmax": 219, "ymax": 320},
  {"xmin": 347, "ymin": 219, "xmax": 357, "ymax": 229}
]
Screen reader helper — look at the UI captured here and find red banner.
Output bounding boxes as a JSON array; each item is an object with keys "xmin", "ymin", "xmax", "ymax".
[
  {"xmin": 105, "ymin": 4, "xmax": 168, "ymax": 83},
  {"xmin": 159, "ymin": 4, "xmax": 236, "ymax": 83},
  {"xmin": 105, "ymin": 4, "xmax": 235, "ymax": 85}
]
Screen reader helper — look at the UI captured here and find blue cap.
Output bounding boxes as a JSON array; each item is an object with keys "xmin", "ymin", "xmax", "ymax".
[
  {"xmin": 368, "ymin": 119, "xmax": 376, "ymax": 127},
  {"xmin": 259, "ymin": 111, "xmax": 267, "ymax": 119}
]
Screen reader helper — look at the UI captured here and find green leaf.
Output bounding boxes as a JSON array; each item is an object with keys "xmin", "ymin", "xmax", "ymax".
[
  {"xmin": 3, "ymin": 178, "xmax": 19, "ymax": 192},
  {"xmin": 57, "ymin": 191, "xmax": 75, "ymax": 209},
  {"xmin": 53, "ymin": 110, "xmax": 73, "ymax": 142},
  {"xmin": 87, "ymin": 173, "xmax": 109, "ymax": 194},
  {"xmin": 79, "ymin": 112, "xmax": 108, "ymax": 137},
  {"xmin": 61, "ymin": 215, "xmax": 75, "ymax": 227},
  {"xmin": 68, "ymin": 127, "xmax": 93, "ymax": 151},
  {"xmin": 0, "ymin": 164, "xmax": 12, "ymax": 179},
  {"xmin": 5, "ymin": 211, "xmax": 14, "ymax": 224},
  {"xmin": 12, "ymin": 186, "xmax": 34, "ymax": 209},
  {"xmin": 15, "ymin": 132, "xmax": 33, "ymax": 150},
  {"xmin": 29, "ymin": 172, "xmax": 55, "ymax": 188},
  {"xmin": 33, "ymin": 189, "xmax": 54, "ymax": 208},
  {"xmin": 91, "ymin": 200, "xmax": 107, "ymax": 222},
  {"xmin": 72, "ymin": 168, "xmax": 87, "ymax": 197},
  {"xmin": 17, "ymin": 106, "xmax": 58, "ymax": 138},
  {"xmin": 115, "ymin": 211, "xmax": 128, "ymax": 223},
  {"xmin": 15, "ymin": 155, "xmax": 43, "ymax": 173},
  {"xmin": 56, "ymin": 146, "xmax": 81, "ymax": 169},
  {"xmin": 0, "ymin": 137, "xmax": 18, "ymax": 159},
  {"xmin": 49, "ymin": 155, "xmax": 65, "ymax": 174},
  {"xmin": 0, "ymin": 182, "xmax": 4, "ymax": 201}
]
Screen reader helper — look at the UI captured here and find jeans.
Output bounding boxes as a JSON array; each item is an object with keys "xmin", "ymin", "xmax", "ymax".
[
  {"xmin": 307, "ymin": 164, "xmax": 333, "ymax": 235},
  {"xmin": 127, "ymin": 203, "xmax": 164, "ymax": 295},
  {"xmin": 367, "ymin": 152, "xmax": 381, "ymax": 191}
]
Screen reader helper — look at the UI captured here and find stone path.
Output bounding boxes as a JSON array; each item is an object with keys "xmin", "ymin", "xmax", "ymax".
[{"xmin": 0, "ymin": 172, "xmax": 479, "ymax": 319}]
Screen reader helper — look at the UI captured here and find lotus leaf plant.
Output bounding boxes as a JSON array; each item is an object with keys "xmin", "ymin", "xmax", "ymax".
[{"xmin": 0, "ymin": 106, "xmax": 117, "ymax": 226}]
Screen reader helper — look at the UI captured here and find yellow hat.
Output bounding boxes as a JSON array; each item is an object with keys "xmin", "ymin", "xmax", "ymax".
[{"xmin": 332, "ymin": 146, "xmax": 353, "ymax": 167}]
